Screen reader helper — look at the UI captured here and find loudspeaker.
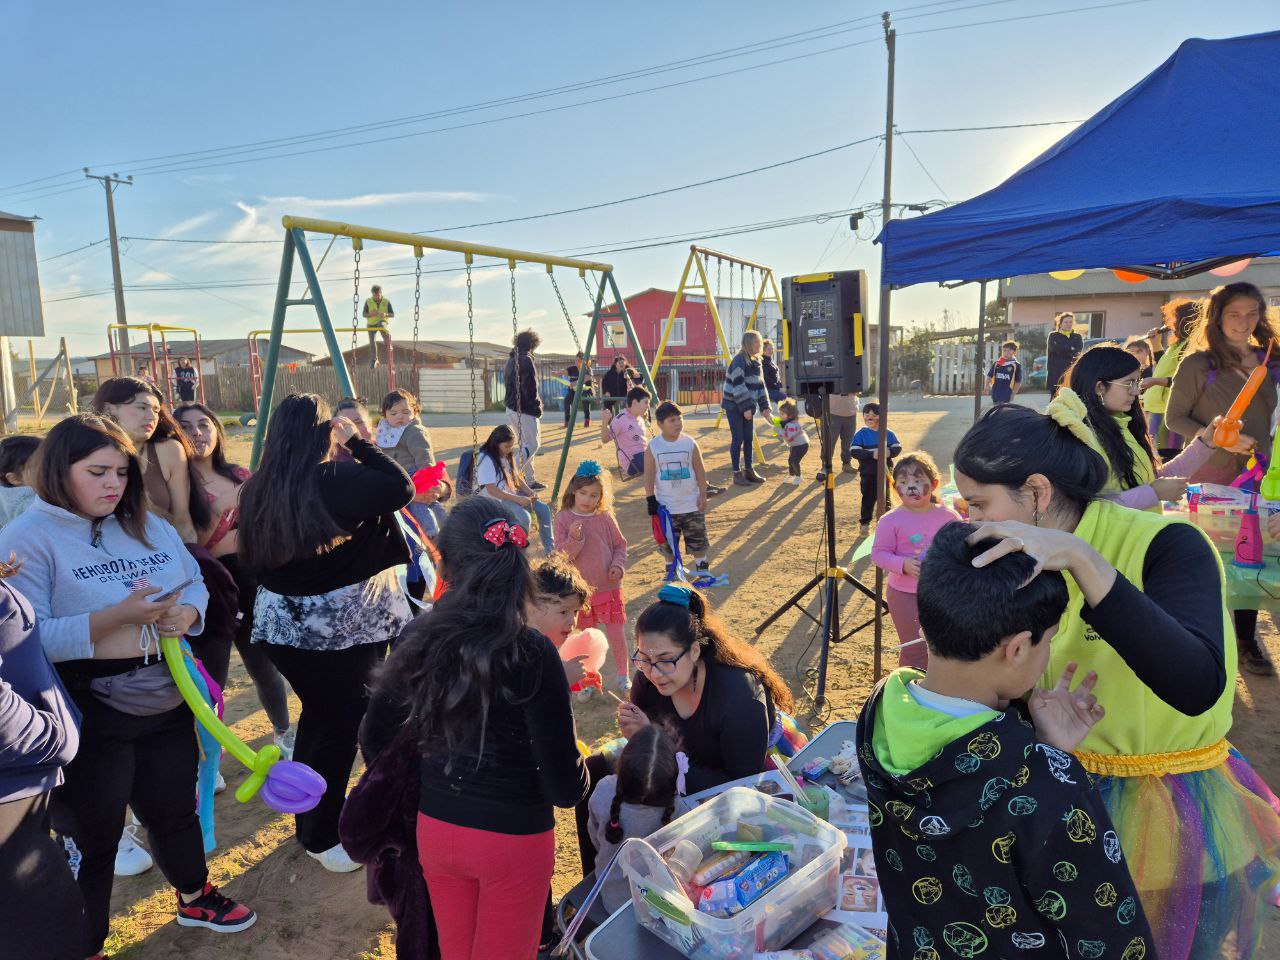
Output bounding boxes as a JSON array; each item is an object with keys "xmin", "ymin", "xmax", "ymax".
[{"xmin": 782, "ymin": 270, "xmax": 869, "ymax": 397}]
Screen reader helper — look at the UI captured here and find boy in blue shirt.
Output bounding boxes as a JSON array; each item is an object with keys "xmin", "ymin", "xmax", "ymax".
[
  {"xmin": 849, "ymin": 402, "xmax": 900, "ymax": 534},
  {"xmin": 987, "ymin": 340, "xmax": 1022, "ymax": 405}
]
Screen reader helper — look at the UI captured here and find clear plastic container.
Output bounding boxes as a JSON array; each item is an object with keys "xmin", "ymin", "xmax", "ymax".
[{"xmin": 617, "ymin": 786, "xmax": 847, "ymax": 960}]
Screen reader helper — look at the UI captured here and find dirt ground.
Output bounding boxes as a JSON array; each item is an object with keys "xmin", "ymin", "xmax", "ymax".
[{"xmin": 104, "ymin": 394, "xmax": 1280, "ymax": 959}]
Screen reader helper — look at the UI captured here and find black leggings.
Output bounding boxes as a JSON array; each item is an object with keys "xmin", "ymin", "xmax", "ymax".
[
  {"xmin": 0, "ymin": 791, "xmax": 88, "ymax": 960},
  {"xmin": 859, "ymin": 465, "xmax": 889, "ymax": 524},
  {"xmin": 788, "ymin": 443, "xmax": 809, "ymax": 476},
  {"xmin": 54, "ymin": 688, "xmax": 208, "ymax": 954},
  {"xmin": 1234, "ymin": 609, "xmax": 1260, "ymax": 648},
  {"xmin": 209, "ymin": 554, "xmax": 292, "ymax": 732},
  {"xmin": 263, "ymin": 642, "xmax": 381, "ymax": 852}
]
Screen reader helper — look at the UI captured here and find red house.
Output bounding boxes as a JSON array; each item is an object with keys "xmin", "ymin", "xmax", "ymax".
[{"xmin": 586, "ymin": 288, "xmax": 783, "ymax": 366}]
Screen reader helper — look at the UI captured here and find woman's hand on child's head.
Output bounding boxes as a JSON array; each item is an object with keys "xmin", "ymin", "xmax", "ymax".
[
  {"xmin": 330, "ymin": 417, "xmax": 358, "ymax": 446},
  {"xmin": 1027, "ymin": 662, "xmax": 1104, "ymax": 753},
  {"xmin": 902, "ymin": 557, "xmax": 921, "ymax": 577},
  {"xmin": 617, "ymin": 701, "xmax": 650, "ymax": 740}
]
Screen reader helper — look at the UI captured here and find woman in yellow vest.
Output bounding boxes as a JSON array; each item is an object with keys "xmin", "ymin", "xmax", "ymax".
[
  {"xmin": 1144, "ymin": 298, "xmax": 1203, "ymax": 456},
  {"xmin": 1046, "ymin": 345, "xmax": 1246, "ymax": 513},
  {"xmin": 952, "ymin": 403, "xmax": 1280, "ymax": 960}
]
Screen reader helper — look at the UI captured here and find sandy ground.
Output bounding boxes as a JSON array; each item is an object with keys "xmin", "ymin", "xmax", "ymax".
[{"xmin": 103, "ymin": 394, "xmax": 1280, "ymax": 959}]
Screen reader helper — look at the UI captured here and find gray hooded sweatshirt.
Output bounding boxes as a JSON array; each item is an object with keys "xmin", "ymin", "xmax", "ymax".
[{"xmin": 0, "ymin": 498, "xmax": 207, "ymax": 663}]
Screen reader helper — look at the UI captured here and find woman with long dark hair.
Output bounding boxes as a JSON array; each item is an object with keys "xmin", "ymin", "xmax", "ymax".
[
  {"xmin": 175, "ymin": 402, "xmax": 293, "ymax": 756},
  {"xmin": 1144, "ymin": 298, "xmax": 1200, "ymax": 454},
  {"xmin": 474, "ymin": 423, "xmax": 555, "ymax": 552},
  {"xmin": 1045, "ymin": 311, "xmax": 1084, "ymax": 398},
  {"xmin": 92, "ymin": 377, "xmax": 207, "ymax": 543},
  {"xmin": 0, "ymin": 415, "xmax": 255, "ymax": 954},
  {"xmin": 952, "ymin": 403, "xmax": 1280, "ymax": 960},
  {"xmin": 361, "ymin": 496, "xmax": 588, "ymax": 960},
  {"xmin": 1049, "ymin": 345, "xmax": 1236, "ymax": 512},
  {"xmin": 238, "ymin": 394, "xmax": 413, "ymax": 872}
]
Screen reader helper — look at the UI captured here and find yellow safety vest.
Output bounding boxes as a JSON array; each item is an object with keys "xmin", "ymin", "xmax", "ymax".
[{"xmin": 364, "ymin": 297, "xmax": 392, "ymax": 327}]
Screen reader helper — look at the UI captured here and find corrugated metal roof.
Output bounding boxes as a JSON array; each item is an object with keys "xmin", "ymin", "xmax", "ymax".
[{"xmin": 0, "ymin": 211, "xmax": 37, "ymax": 223}]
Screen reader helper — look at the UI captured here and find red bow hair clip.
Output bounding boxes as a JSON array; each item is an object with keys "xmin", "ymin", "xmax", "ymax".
[{"xmin": 482, "ymin": 518, "xmax": 529, "ymax": 549}]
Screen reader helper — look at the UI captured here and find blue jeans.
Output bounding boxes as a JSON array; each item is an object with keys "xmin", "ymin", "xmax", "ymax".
[
  {"xmin": 513, "ymin": 498, "xmax": 555, "ymax": 553},
  {"xmin": 726, "ymin": 407, "xmax": 752, "ymax": 471}
]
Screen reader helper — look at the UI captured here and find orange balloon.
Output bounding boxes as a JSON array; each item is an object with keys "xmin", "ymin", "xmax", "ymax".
[{"xmin": 1112, "ymin": 269, "xmax": 1148, "ymax": 284}]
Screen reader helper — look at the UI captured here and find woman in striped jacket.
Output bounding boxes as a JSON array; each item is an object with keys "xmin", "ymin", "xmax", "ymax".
[{"xmin": 721, "ymin": 331, "xmax": 773, "ymax": 486}]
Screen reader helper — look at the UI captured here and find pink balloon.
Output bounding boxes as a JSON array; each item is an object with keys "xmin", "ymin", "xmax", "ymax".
[
  {"xmin": 559, "ymin": 628, "xmax": 609, "ymax": 675},
  {"xmin": 261, "ymin": 760, "xmax": 326, "ymax": 814},
  {"xmin": 1210, "ymin": 258, "xmax": 1251, "ymax": 277}
]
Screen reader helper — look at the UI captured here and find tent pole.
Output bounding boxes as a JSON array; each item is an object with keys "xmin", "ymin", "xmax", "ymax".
[
  {"xmin": 872, "ymin": 14, "xmax": 896, "ymax": 683},
  {"xmin": 974, "ymin": 280, "xmax": 987, "ymax": 422}
]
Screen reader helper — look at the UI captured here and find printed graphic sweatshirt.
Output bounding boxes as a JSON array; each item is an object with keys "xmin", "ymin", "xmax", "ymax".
[
  {"xmin": 855, "ymin": 669, "xmax": 1154, "ymax": 960},
  {"xmin": 0, "ymin": 498, "xmax": 208, "ymax": 663}
]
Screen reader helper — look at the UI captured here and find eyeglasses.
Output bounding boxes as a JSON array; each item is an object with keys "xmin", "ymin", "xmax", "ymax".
[
  {"xmin": 1104, "ymin": 378, "xmax": 1141, "ymax": 393},
  {"xmin": 630, "ymin": 648, "xmax": 689, "ymax": 676}
]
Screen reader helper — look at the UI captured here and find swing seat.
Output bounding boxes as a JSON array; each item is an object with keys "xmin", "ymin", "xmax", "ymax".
[{"xmin": 456, "ymin": 449, "xmax": 476, "ymax": 498}]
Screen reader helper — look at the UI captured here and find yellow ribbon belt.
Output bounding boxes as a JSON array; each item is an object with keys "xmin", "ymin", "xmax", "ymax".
[{"xmin": 1074, "ymin": 739, "xmax": 1230, "ymax": 778}]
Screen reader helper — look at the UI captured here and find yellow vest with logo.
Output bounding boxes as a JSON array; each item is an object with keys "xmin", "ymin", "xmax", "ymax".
[{"xmin": 364, "ymin": 297, "xmax": 391, "ymax": 327}]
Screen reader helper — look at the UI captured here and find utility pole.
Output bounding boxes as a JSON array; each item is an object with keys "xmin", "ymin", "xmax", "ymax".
[
  {"xmin": 872, "ymin": 11, "xmax": 895, "ymax": 680},
  {"xmin": 85, "ymin": 170, "xmax": 132, "ymax": 354},
  {"xmin": 973, "ymin": 280, "xmax": 988, "ymax": 422}
]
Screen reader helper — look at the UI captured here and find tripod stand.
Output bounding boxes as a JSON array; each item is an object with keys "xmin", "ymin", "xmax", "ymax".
[{"xmin": 754, "ymin": 389, "xmax": 886, "ymax": 712}]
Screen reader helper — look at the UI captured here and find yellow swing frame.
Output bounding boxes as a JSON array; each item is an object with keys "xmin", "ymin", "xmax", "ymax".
[{"xmin": 650, "ymin": 245, "xmax": 789, "ymax": 463}]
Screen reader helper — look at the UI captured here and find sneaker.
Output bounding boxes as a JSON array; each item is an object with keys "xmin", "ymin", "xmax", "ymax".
[
  {"xmin": 575, "ymin": 686, "xmax": 595, "ymax": 703},
  {"xmin": 786, "ymin": 475, "xmax": 802, "ymax": 486},
  {"xmin": 307, "ymin": 843, "xmax": 363, "ymax": 873},
  {"xmin": 733, "ymin": 471, "xmax": 752, "ymax": 487},
  {"xmin": 706, "ymin": 483, "xmax": 726, "ymax": 497},
  {"xmin": 841, "ymin": 463, "xmax": 857, "ymax": 475},
  {"xmin": 175, "ymin": 883, "xmax": 257, "ymax": 933},
  {"xmin": 274, "ymin": 728, "xmax": 296, "ymax": 762},
  {"xmin": 859, "ymin": 522, "xmax": 871, "ymax": 536},
  {"xmin": 1240, "ymin": 643, "xmax": 1276, "ymax": 676},
  {"xmin": 115, "ymin": 824, "xmax": 153, "ymax": 877},
  {"xmin": 615, "ymin": 675, "xmax": 632, "ymax": 694},
  {"xmin": 694, "ymin": 560, "xmax": 711, "ymax": 573},
  {"xmin": 529, "ymin": 480, "xmax": 547, "ymax": 491},
  {"xmin": 213, "ymin": 771, "xmax": 226, "ymax": 795}
]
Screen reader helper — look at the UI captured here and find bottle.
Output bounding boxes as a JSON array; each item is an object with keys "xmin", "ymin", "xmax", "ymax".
[{"xmin": 1234, "ymin": 499, "xmax": 1266, "ymax": 569}]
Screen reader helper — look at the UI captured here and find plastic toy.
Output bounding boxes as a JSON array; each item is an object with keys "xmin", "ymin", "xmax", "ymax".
[
  {"xmin": 411, "ymin": 461, "xmax": 447, "ymax": 496},
  {"xmin": 1215, "ymin": 341, "xmax": 1273, "ymax": 448},
  {"xmin": 160, "ymin": 633, "xmax": 325, "ymax": 813}
]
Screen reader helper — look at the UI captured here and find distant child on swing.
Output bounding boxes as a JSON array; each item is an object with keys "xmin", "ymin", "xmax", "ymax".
[
  {"xmin": 377, "ymin": 388, "xmax": 452, "ymax": 538},
  {"xmin": 645, "ymin": 401, "xmax": 711, "ymax": 573},
  {"xmin": 605, "ymin": 386, "xmax": 651, "ymax": 479},
  {"xmin": 587, "ymin": 724, "xmax": 694, "ymax": 912},
  {"xmin": 553, "ymin": 462, "xmax": 630, "ymax": 691},
  {"xmin": 870, "ymin": 452, "xmax": 962, "ymax": 669},
  {"xmin": 849, "ymin": 402, "xmax": 901, "ymax": 535},
  {"xmin": 775, "ymin": 397, "xmax": 810, "ymax": 486}
]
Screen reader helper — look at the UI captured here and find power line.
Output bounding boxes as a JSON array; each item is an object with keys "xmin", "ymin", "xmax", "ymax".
[
  {"xmin": 120, "ymin": 252, "xmax": 262, "ymax": 314},
  {"xmin": 813, "ymin": 140, "xmax": 884, "ymax": 270},
  {"xmin": 896, "ymin": 131, "xmax": 949, "ymax": 201},
  {"xmin": 38, "ymin": 238, "xmax": 110, "ymax": 263}
]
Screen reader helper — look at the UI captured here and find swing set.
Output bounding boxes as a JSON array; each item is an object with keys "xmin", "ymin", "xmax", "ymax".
[
  {"xmin": 107, "ymin": 322, "xmax": 207, "ymax": 407},
  {"xmin": 251, "ymin": 217, "xmax": 658, "ymax": 513},
  {"xmin": 650, "ymin": 245, "xmax": 789, "ymax": 460}
]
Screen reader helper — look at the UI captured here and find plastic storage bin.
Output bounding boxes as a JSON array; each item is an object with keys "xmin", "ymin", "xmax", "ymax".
[{"xmin": 617, "ymin": 786, "xmax": 847, "ymax": 960}]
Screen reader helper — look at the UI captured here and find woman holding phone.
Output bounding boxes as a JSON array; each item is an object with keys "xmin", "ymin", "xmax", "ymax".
[{"xmin": 0, "ymin": 415, "xmax": 256, "ymax": 958}]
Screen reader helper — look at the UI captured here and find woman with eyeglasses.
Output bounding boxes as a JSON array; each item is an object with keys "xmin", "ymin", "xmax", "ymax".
[
  {"xmin": 1166, "ymin": 283, "xmax": 1279, "ymax": 675},
  {"xmin": 574, "ymin": 584, "xmax": 793, "ymax": 874},
  {"xmin": 1047, "ymin": 346, "xmax": 1238, "ymax": 514}
]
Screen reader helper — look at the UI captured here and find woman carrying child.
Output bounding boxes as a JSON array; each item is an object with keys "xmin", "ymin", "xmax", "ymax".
[
  {"xmin": 870, "ymin": 452, "xmax": 962, "ymax": 670},
  {"xmin": 1048, "ymin": 345, "xmax": 1243, "ymax": 513},
  {"xmin": 0, "ymin": 415, "xmax": 256, "ymax": 953},
  {"xmin": 361, "ymin": 497, "xmax": 589, "ymax": 960},
  {"xmin": 377, "ymin": 388, "xmax": 453, "ymax": 539},
  {"xmin": 587, "ymin": 725, "xmax": 694, "ymax": 913},
  {"xmin": 553, "ymin": 461, "xmax": 629, "ymax": 692},
  {"xmin": 954, "ymin": 403, "xmax": 1280, "ymax": 960},
  {"xmin": 474, "ymin": 423, "xmax": 555, "ymax": 553}
]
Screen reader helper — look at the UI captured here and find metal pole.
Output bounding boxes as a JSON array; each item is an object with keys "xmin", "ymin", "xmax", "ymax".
[
  {"xmin": 872, "ymin": 13, "xmax": 896, "ymax": 682},
  {"xmin": 85, "ymin": 171, "xmax": 132, "ymax": 354},
  {"xmin": 251, "ymin": 231, "xmax": 298, "ymax": 468},
  {"xmin": 551, "ymin": 271, "xmax": 608, "ymax": 505},
  {"xmin": 973, "ymin": 280, "xmax": 988, "ymax": 422}
]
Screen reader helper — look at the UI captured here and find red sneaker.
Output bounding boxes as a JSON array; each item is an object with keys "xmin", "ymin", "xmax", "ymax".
[{"xmin": 175, "ymin": 883, "xmax": 257, "ymax": 933}]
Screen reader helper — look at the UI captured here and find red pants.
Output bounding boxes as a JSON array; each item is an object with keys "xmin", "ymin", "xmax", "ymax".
[
  {"xmin": 417, "ymin": 814, "xmax": 555, "ymax": 960},
  {"xmin": 887, "ymin": 585, "xmax": 928, "ymax": 671}
]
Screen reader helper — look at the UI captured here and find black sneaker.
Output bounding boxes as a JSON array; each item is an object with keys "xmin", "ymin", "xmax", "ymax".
[
  {"xmin": 176, "ymin": 884, "xmax": 257, "ymax": 933},
  {"xmin": 1240, "ymin": 644, "xmax": 1276, "ymax": 677},
  {"xmin": 528, "ymin": 481, "xmax": 547, "ymax": 491},
  {"xmin": 695, "ymin": 560, "xmax": 711, "ymax": 573}
]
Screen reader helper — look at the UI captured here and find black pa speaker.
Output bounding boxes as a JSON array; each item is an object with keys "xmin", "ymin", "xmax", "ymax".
[{"xmin": 782, "ymin": 270, "xmax": 869, "ymax": 397}]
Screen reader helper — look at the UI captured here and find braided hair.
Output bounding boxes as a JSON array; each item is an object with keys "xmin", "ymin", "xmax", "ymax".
[{"xmin": 604, "ymin": 725, "xmax": 680, "ymax": 845}]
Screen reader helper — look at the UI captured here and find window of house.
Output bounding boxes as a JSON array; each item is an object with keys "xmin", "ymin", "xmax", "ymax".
[
  {"xmin": 667, "ymin": 317, "xmax": 686, "ymax": 346},
  {"xmin": 603, "ymin": 321, "xmax": 625, "ymax": 347},
  {"xmin": 1074, "ymin": 311, "xmax": 1105, "ymax": 337}
]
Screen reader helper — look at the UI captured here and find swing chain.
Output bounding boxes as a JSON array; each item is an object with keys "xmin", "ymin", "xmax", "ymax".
[
  {"xmin": 466, "ymin": 261, "xmax": 479, "ymax": 485},
  {"xmin": 549, "ymin": 272, "xmax": 583, "ymax": 355},
  {"xmin": 350, "ymin": 247, "xmax": 362, "ymax": 355},
  {"xmin": 509, "ymin": 263, "xmax": 526, "ymax": 482}
]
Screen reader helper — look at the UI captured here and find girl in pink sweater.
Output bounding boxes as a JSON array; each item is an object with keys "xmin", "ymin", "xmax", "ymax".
[
  {"xmin": 553, "ymin": 461, "xmax": 630, "ymax": 692},
  {"xmin": 870, "ymin": 452, "xmax": 962, "ymax": 671}
]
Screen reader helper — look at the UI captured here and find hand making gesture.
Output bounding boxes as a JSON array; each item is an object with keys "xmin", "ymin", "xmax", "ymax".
[{"xmin": 1027, "ymin": 662, "xmax": 1104, "ymax": 752}]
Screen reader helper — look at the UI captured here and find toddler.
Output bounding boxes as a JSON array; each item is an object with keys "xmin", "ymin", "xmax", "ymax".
[
  {"xmin": 606, "ymin": 386, "xmax": 651, "ymax": 479},
  {"xmin": 553, "ymin": 462, "xmax": 630, "ymax": 691},
  {"xmin": 870, "ymin": 452, "xmax": 962, "ymax": 669},
  {"xmin": 377, "ymin": 389, "xmax": 451, "ymax": 538},
  {"xmin": 775, "ymin": 398, "xmax": 810, "ymax": 486},
  {"xmin": 0, "ymin": 434, "xmax": 39, "ymax": 530},
  {"xmin": 644, "ymin": 401, "xmax": 710, "ymax": 573},
  {"xmin": 587, "ymin": 725, "xmax": 693, "ymax": 912},
  {"xmin": 849, "ymin": 402, "xmax": 901, "ymax": 534},
  {"xmin": 528, "ymin": 553, "xmax": 594, "ymax": 690}
]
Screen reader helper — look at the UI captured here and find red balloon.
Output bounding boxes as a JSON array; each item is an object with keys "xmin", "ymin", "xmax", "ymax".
[{"xmin": 1112, "ymin": 269, "xmax": 1148, "ymax": 284}]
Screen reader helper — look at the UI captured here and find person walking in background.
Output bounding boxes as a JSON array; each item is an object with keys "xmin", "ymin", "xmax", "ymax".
[
  {"xmin": 1046, "ymin": 311, "xmax": 1084, "ymax": 398},
  {"xmin": 986, "ymin": 340, "xmax": 1022, "ymax": 404},
  {"xmin": 363, "ymin": 285, "xmax": 394, "ymax": 368},
  {"xmin": 173, "ymin": 356, "xmax": 199, "ymax": 403},
  {"xmin": 563, "ymin": 351, "xmax": 592, "ymax": 428},
  {"xmin": 504, "ymin": 328, "xmax": 546, "ymax": 490}
]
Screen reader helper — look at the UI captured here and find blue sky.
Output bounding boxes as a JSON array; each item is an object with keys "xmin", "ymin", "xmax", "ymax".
[{"xmin": 4, "ymin": 0, "xmax": 1277, "ymax": 360}]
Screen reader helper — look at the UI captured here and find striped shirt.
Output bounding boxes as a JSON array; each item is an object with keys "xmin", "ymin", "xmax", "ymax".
[{"xmin": 721, "ymin": 353, "xmax": 769, "ymax": 415}]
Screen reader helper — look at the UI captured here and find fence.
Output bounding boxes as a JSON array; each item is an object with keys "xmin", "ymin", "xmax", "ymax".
[{"xmin": 930, "ymin": 341, "xmax": 1001, "ymax": 395}]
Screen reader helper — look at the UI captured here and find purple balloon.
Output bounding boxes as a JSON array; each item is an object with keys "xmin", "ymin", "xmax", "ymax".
[{"xmin": 261, "ymin": 760, "xmax": 326, "ymax": 814}]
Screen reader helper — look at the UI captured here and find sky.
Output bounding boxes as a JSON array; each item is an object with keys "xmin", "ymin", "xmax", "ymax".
[{"xmin": 3, "ymin": 0, "xmax": 1278, "ymax": 361}]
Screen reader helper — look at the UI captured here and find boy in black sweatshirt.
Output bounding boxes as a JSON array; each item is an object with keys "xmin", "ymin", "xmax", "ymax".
[{"xmin": 856, "ymin": 521, "xmax": 1153, "ymax": 960}]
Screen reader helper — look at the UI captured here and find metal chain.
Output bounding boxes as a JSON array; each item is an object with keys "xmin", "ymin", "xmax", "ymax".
[
  {"xmin": 350, "ymin": 247, "xmax": 362, "ymax": 355},
  {"xmin": 411, "ymin": 255, "xmax": 422, "ymax": 386},
  {"xmin": 509, "ymin": 262, "xmax": 526, "ymax": 484},
  {"xmin": 549, "ymin": 272, "xmax": 583, "ymax": 355},
  {"xmin": 466, "ymin": 261, "xmax": 478, "ymax": 487}
]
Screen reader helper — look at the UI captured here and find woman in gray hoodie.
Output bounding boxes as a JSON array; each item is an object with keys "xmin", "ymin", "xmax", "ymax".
[{"xmin": 0, "ymin": 415, "xmax": 257, "ymax": 957}]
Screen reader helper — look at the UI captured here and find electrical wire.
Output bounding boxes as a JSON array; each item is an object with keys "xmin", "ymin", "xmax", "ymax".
[
  {"xmin": 38, "ymin": 238, "xmax": 110, "ymax": 263},
  {"xmin": 896, "ymin": 130, "xmax": 950, "ymax": 201},
  {"xmin": 813, "ymin": 141, "xmax": 884, "ymax": 270}
]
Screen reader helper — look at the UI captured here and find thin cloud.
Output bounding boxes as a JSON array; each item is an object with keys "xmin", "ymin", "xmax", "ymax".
[
  {"xmin": 161, "ymin": 211, "xmax": 217, "ymax": 238},
  {"xmin": 263, "ymin": 191, "xmax": 492, "ymax": 209}
]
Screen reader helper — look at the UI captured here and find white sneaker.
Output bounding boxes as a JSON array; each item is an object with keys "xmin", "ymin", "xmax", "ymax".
[
  {"xmin": 274, "ymin": 728, "xmax": 296, "ymax": 762},
  {"xmin": 115, "ymin": 824, "xmax": 154, "ymax": 877},
  {"xmin": 213, "ymin": 771, "xmax": 227, "ymax": 794},
  {"xmin": 307, "ymin": 843, "xmax": 363, "ymax": 873},
  {"xmin": 615, "ymin": 674, "xmax": 632, "ymax": 694},
  {"xmin": 574, "ymin": 687, "xmax": 595, "ymax": 703}
]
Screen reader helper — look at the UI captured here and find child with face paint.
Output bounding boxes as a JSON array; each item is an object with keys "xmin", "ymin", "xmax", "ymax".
[{"xmin": 870, "ymin": 452, "xmax": 962, "ymax": 669}]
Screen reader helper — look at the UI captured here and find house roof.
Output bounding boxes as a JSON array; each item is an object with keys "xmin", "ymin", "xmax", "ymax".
[
  {"xmin": 90, "ymin": 338, "xmax": 313, "ymax": 360},
  {"xmin": 0, "ymin": 211, "xmax": 37, "ymax": 222}
]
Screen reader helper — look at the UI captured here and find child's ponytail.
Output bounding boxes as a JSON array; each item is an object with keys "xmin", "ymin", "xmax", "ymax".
[
  {"xmin": 604, "ymin": 792, "xmax": 625, "ymax": 845},
  {"xmin": 613, "ymin": 725, "xmax": 680, "ymax": 843}
]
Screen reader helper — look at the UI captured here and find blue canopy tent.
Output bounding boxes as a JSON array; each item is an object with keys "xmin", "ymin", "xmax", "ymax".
[{"xmin": 877, "ymin": 30, "xmax": 1280, "ymax": 287}]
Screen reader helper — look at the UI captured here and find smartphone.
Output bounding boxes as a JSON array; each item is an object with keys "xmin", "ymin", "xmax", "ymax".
[{"xmin": 147, "ymin": 576, "xmax": 199, "ymax": 605}]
